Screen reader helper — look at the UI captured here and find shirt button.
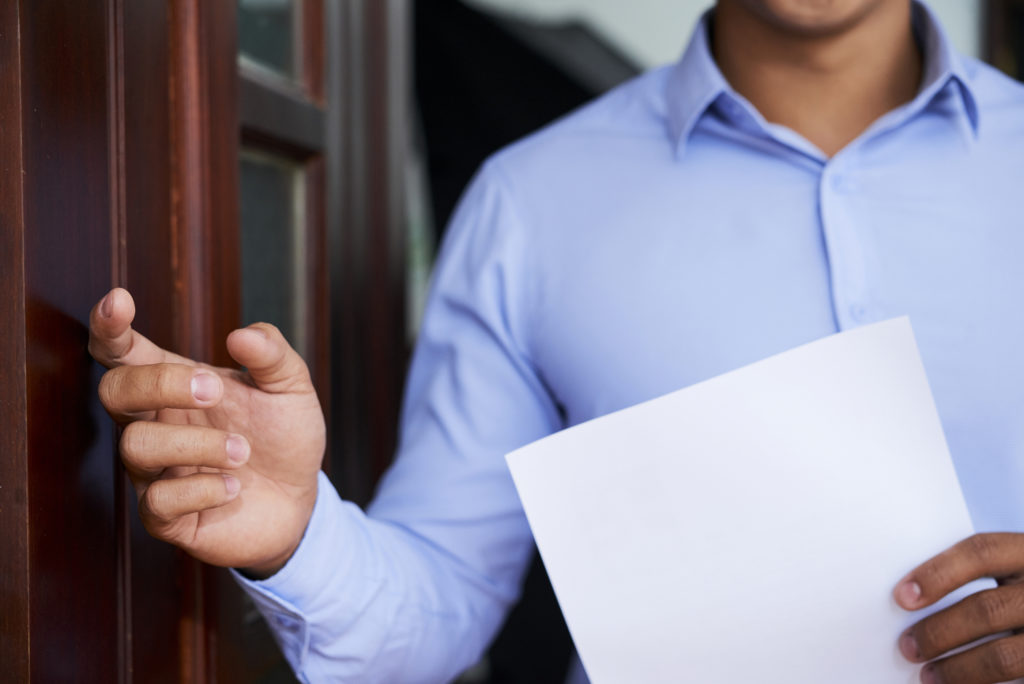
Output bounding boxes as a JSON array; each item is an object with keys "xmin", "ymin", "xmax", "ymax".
[
  {"xmin": 831, "ymin": 174, "xmax": 856, "ymax": 194},
  {"xmin": 849, "ymin": 304, "xmax": 868, "ymax": 322},
  {"xmin": 276, "ymin": 615, "xmax": 300, "ymax": 632}
]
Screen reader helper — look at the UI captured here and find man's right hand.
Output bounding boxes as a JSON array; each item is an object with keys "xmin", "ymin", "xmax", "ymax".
[{"xmin": 89, "ymin": 288, "xmax": 326, "ymax": 578}]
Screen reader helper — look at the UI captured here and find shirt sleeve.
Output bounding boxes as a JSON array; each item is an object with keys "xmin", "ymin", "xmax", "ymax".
[{"xmin": 232, "ymin": 159, "xmax": 562, "ymax": 684}]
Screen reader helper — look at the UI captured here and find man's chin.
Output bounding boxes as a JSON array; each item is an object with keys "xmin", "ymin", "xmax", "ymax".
[{"xmin": 723, "ymin": 0, "xmax": 892, "ymax": 38}]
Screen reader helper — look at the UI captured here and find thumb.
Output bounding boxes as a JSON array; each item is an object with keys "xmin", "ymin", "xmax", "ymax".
[
  {"xmin": 89, "ymin": 287, "xmax": 192, "ymax": 368},
  {"xmin": 226, "ymin": 323, "xmax": 314, "ymax": 394}
]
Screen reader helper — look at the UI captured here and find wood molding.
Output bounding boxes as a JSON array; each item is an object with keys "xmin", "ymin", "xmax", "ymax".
[
  {"xmin": 121, "ymin": 0, "xmax": 192, "ymax": 680},
  {"xmin": 0, "ymin": 0, "xmax": 30, "ymax": 679},
  {"xmin": 104, "ymin": 0, "xmax": 133, "ymax": 678},
  {"xmin": 303, "ymin": 0, "xmax": 326, "ymax": 103},
  {"xmin": 364, "ymin": 0, "xmax": 410, "ymax": 486},
  {"xmin": 239, "ymin": 69, "xmax": 326, "ymax": 155},
  {"xmin": 326, "ymin": 0, "xmax": 412, "ymax": 505},
  {"xmin": 169, "ymin": 1, "xmax": 242, "ymax": 680},
  {"xmin": 18, "ymin": 0, "xmax": 120, "ymax": 679}
]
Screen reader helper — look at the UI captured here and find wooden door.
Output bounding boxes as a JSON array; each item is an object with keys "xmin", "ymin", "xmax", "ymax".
[{"xmin": 0, "ymin": 0, "xmax": 411, "ymax": 680}]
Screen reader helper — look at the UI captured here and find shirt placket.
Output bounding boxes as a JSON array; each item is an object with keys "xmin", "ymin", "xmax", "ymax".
[{"xmin": 819, "ymin": 159, "xmax": 873, "ymax": 331}]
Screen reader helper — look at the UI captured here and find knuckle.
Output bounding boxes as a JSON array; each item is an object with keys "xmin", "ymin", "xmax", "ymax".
[
  {"xmin": 966, "ymin": 533, "xmax": 1001, "ymax": 564},
  {"xmin": 988, "ymin": 640, "xmax": 1024, "ymax": 677},
  {"xmin": 169, "ymin": 428, "xmax": 194, "ymax": 457},
  {"xmin": 917, "ymin": 560, "xmax": 949, "ymax": 593},
  {"xmin": 143, "ymin": 482, "xmax": 175, "ymax": 522},
  {"xmin": 97, "ymin": 369, "xmax": 122, "ymax": 409},
  {"xmin": 973, "ymin": 590, "xmax": 1011, "ymax": 627},
  {"xmin": 913, "ymin": 620, "xmax": 945, "ymax": 657},
  {"xmin": 152, "ymin": 364, "xmax": 175, "ymax": 396},
  {"xmin": 119, "ymin": 422, "xmax": 147, "ymax": 464},
  {"xmin": 175, "ymin": 478, "xmax": 207, "ymax": 506},
  {"xmin": 145, "ymin": 478, "xmax": 209, "ymax": 522},
  {"xmin": 172, "ymin": 435, "xmax": 192, "ymax": 458}
]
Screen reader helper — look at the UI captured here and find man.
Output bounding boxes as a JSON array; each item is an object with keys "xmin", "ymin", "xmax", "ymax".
[{"xmin": 89, "ymin": 0, "xmax": 1024, "ymax": 682}]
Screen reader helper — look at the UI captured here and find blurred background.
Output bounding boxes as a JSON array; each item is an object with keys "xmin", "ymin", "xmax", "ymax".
[{"xmin": 1, "ymin": 1, "xmax": 1021, "ymax": 682}]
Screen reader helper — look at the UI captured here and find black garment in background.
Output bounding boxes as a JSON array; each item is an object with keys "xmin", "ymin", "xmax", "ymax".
[
  {"xmin": 414, "ymin": 2, "xmax": 638, "ymax": 682},
  {"xmin": 415, "ymin": 0, "xmax": 638, "ymax": 238}
]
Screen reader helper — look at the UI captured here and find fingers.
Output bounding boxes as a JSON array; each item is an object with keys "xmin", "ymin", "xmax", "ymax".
[
  {"xmin": 901, "ymin": 585, "xmax": 1024, "ymax": 663},
  {"xmin": 140, "ymin": 472, "xmax": 241, "ymax": 526},
  {"xmin": 89, "ymin": 288, "xmax": 188, "ymax": 368},
  {"xmin": 896, "ymin": 534, "xmax": 1024, "ymax": 681},
  {"xmin": 895, "ymin": 534, "xmax": 1024, "ymax": 611},
  {"xmin": 121, "ymin": 422, "xmax": 250, "ymax": 480},
  {"xmin": 920, "ymin": 633, "xmax": 1024, "ymax": 684},
  {"xmin": 99, "ymin": 363, "xmax": 224, "ymax": 421},
  {"xmin": 226, "ymin": 323, "xmax": 313, "ymax": 394}
]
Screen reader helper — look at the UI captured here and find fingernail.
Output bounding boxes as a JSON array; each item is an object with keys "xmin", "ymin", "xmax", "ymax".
[
  {"xmin": 920, "ymin": 663, "xmax": 940, "ymax": 684},
  {"xmin": 899, "ymin": 631, "xmax": 920, "ymax": 661},
  {"xmin": 897, "ymin": 580, "xmax": 922, "ymax": 608},
  {"xmin": 191, "ymin": 372, "xmax": 219, "ymax": 402},
  {"xmin": 223, "ymin": 475, "xmax": 241, "ymax": 497},
  {"xmin": 226, "ymin": 434, "xmax": 250, "ymax": 465},
  {"xmin": 100, "ymin": 293, "xmax": 113, "ymax": 318}
]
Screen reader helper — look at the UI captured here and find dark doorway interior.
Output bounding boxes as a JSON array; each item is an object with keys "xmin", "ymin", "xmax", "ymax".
[{"xmin": 414, "ymin": 1, "xmax": 639, "ymax": 681}]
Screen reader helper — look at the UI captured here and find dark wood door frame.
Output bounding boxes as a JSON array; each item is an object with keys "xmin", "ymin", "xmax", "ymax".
[
  {"xmin": 1, "ymin": 1, "xmax": 121, "ymax": 680},
  {"xmin": 1, "ymin": 0, "xmax": 413, "ymax": 680},
  {"xmin": 0, "ymin": 1, "xmax": 30, "ymax": 680},
  {"xmin": 332, "ymin": 0, "xmax": 412, "ymax": 507}
]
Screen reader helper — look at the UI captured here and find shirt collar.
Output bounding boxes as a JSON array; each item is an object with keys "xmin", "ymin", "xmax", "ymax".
[
  {"xmin": 665, "ymin": 10, "xmax": 729, "ymax": 157},
  {"xmin": 666, "ymin": 1, "xmax": 980, "ymax": 158},
  {"xmin": 909, "ymin": 1, "xmax": 979, "ymax": 138}
]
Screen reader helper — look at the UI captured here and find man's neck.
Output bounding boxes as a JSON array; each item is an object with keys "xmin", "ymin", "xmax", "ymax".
[{"xmin": 712, "ymin": 1, "xmax": 923, "ymax": 157}]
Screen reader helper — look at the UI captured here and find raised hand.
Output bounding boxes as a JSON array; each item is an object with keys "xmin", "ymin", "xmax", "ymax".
[
  {"xmin": 89, "ymin": 288, "xmax": 326, "ymax": 577},
  {"xmin": 896, "ymin": 533, "xmax": 1024, "ymax": 684}
]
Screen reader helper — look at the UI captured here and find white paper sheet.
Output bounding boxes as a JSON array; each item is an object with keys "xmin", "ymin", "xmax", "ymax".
[{"xmin": 507, "ymin": 318, "xmax": 993, "ymax": 684}]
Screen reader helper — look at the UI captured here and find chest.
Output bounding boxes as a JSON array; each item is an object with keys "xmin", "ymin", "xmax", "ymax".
[{"xmin": 526, "ymin": 147, "xmax": 1024, "ymax": 527}]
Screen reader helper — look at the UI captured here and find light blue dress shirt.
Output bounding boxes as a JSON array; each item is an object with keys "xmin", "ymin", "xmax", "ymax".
[{"xmin": 236, "ymin": 3, "xmax": 1024, "ymax": 682}]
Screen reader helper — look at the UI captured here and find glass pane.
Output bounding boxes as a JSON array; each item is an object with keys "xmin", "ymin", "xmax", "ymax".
[
  {"xmin": 238, "ymin": 149, "xmax": 308, "ymax": 358},
  {"xmin": 237, "ymin": 0, "xmax": 297, "ymax": 79}
]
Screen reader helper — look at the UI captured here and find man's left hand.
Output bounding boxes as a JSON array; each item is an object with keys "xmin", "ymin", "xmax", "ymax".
[{"xmin": 896, "ymin": 533, "xmax": 1024, "ymax": 683}]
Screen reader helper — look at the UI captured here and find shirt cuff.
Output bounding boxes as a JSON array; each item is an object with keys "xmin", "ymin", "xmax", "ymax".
[{"xmin": 231, "ymin": 469, "xmax": 364, "ymax": 679}]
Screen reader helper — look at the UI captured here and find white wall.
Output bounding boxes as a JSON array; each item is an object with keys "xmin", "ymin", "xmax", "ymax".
[
  {"xmin": 463, "ymin": 0, "xmax": 982, "ymax": 68},
  {"xmin": 927, "ymin": 0, "xmax": 981, "ymax": 59}
]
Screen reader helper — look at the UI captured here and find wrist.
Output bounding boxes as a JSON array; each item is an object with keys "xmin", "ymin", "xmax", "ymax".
[
  {"xmin": 238, "ymin": 546, "xmax": 299, "ymax": 580},
  {"xmin": 238, "ymin": 484, "xmax": 318, "ymax": 580}
]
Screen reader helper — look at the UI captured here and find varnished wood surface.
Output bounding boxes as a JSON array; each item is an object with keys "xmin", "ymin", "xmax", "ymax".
[
  {"xmin": 327, "ymin": 0, "xmax": 412, "ymax": 507},
  {"xmin": 20, "ymin": 0, "xmax": 120, "ymax": 679},
  {"xmin": 363, "ymin": 0, "xmax": 410, "ymax": 488},
  {"xmin": 0, "ymin": 0, "xmax": 30, "ymax": 680},
  {"xmin": 122, "ymin": 0, "xmax": 189, "ymax": 679},
  {"xmin": 2, "ymin": 0, "xmax": 410, "ymax": 681},
  {"xmin": 303, "ymin": 0, "xmax": 326, "ymax": 104}
]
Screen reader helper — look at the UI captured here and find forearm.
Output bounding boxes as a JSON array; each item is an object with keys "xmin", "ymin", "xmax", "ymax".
[
  {"xmin": 233, "ymin": 160, "xmax": 562, "ymax": 682},
  {"xmin": 234, "ymin": 471, "xmax": 529, "ymax": 684}
]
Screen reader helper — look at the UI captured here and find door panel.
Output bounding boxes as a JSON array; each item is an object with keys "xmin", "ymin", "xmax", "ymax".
[
  {"xmin": 1, "ymin": 1, "xmax": 411, "ymax": 680},
  {"xmin": 121, "ymin": 2, "xmax": 191, "ymax": 681},
  {"xmin": 20, "ymin": 1, "xmax": 120, "ymax": 681},
  {"xmin": 0, "ymin": 0, "xmax": 31, "ymax": 679}
]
